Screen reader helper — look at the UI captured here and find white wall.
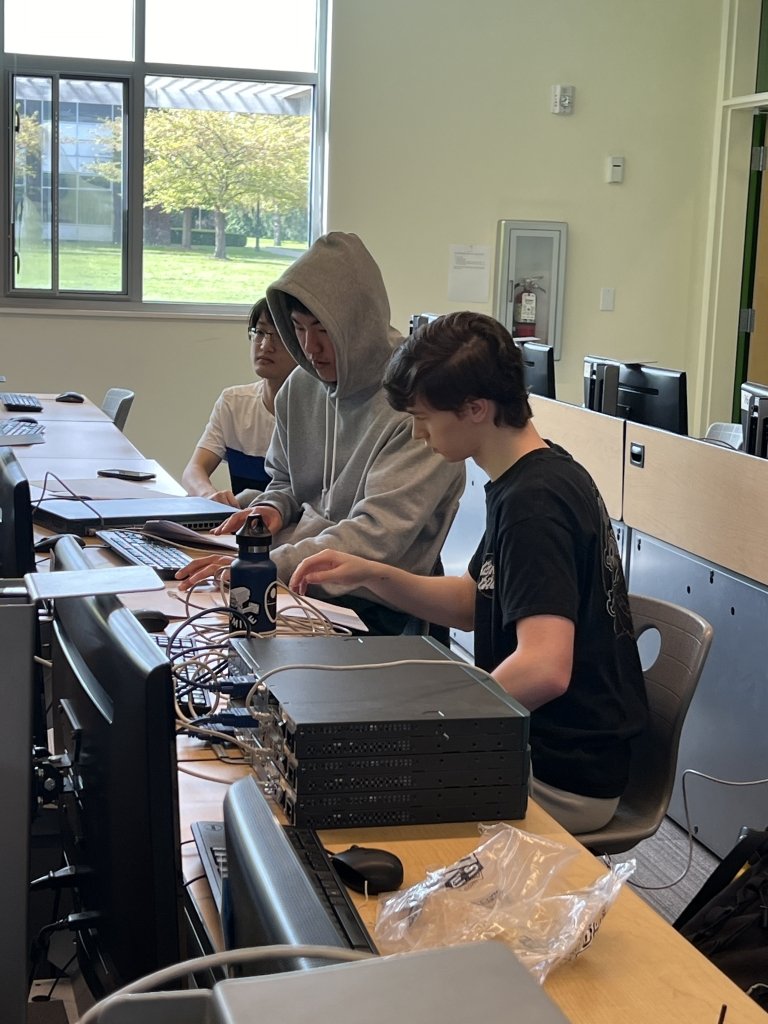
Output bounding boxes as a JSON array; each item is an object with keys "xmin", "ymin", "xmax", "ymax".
[
  {"xmin": 327, "ymin": 0, "xmax": 724, "ymax": 423},
  {"xmin": 0, "ymin": 1, "xmax": 735, "ymax": 478}
]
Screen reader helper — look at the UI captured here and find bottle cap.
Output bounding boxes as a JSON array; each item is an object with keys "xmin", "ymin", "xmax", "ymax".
[{"xmin": 235, "ymin": 513, "xmax": 273, "ymax": 552}]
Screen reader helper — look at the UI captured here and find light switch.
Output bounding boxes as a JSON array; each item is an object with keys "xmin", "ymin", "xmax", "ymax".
[
  {"xmin": 606, "ymin": 156, "xmax": 625, "ymax": 183},
  {"xmin": 599, "ymin": 287, "xmax": 615, "ymax": 311}
]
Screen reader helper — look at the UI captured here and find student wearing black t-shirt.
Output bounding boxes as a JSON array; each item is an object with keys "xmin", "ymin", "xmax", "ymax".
[{"xmin": 289, "ymin": 311, "xmax": 647, "ymax": 834}]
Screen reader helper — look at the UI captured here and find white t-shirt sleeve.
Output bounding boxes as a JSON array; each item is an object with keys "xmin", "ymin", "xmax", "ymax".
[{"xmin": 196, "ymin": 382, "xmax": 275, "ymax": 461}]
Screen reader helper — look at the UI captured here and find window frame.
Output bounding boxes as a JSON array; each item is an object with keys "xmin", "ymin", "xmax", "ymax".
[{"xmin": 0, "ymin": 0, "xmax": 327, "ymax": 313}]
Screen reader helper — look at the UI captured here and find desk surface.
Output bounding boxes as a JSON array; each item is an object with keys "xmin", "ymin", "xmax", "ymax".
[
  {"xmin": 177, "ymin": 750, "xmax": 763, "ymax": 1024},
  {"xmin": 0, "ymin": 393, "xmax": 110, "ymax": 422},
  {"xmin": 7, "ymin": 418, "xmax": 142, "ymax": 460}
]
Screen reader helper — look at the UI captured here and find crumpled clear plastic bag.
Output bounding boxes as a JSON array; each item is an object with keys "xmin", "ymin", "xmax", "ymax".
[{"xmin": 374, "ymin": 823, "xmax": 634, "ymax": 983}]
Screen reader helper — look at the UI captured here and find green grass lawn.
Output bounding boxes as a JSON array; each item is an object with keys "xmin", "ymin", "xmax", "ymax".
[{"xmin": 15, "ymin": 238, "xmax": 306, "ymax": 303}]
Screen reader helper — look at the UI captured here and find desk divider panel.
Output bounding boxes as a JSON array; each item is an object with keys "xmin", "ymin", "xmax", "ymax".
[
  {"xmin": 529, "ymin": 397, "xmax": 624, "ymax": 521},
  {"xmin": 622, "ymin": 423, "xmax": 768, "ymax": 587}
]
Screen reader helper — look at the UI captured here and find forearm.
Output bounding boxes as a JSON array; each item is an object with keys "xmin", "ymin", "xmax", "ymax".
[{"xmin": 182, "ymin": 461, "xmax": 216, "ymax": 496}]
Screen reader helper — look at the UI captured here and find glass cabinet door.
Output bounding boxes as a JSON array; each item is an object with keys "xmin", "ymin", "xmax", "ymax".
[{"xmin": 495, "ymin": 220, "xmax": 567, "ymax": 358}]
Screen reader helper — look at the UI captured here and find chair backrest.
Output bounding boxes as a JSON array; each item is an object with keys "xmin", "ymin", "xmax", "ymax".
[
  {"xmin": 101, "ymin": 388, "xmax": 135, "ymax": 432},
  {"xmin": 703, "ymin": 421, "xmax": 744, "ymax": 451},
  {"xmin": 576, "ymin": 594, "xmax": 713, "ymax": 855}
]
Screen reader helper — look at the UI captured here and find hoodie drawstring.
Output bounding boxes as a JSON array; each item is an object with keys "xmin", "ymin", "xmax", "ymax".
[{"xmin": 321, "ymin": 393, "xmax": 339, "ymax": 518}]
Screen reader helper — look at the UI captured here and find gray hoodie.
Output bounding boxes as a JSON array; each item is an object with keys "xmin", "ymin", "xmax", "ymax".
[{"xmin": 250, "ymin": 232, "xmax": 465, "ymax": 607}]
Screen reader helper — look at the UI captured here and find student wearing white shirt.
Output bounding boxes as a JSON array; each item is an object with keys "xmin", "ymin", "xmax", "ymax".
[{"xmin": 182, "ymin": 298, "xmax": 296, "ymax": 507}]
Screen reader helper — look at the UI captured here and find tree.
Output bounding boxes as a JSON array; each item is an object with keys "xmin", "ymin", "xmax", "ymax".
[{"xmin": 91, "ymin": 107, "xmax": 311, "ymax": 259}]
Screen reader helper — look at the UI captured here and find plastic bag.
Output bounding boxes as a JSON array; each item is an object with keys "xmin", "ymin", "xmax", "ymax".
[{"xmin": 374, "ymin": 823, "xmax": 634, "ymax": 983}]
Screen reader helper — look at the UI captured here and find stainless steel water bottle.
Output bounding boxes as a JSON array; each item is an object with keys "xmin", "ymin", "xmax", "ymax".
[{"xmin": 229, "ymin": 514, "xmax": 277, "ymax": 635}]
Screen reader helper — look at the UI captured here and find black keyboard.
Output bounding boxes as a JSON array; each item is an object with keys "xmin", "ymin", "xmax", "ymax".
[
  {"xmin": 191, "ymin": 818, "xmax": 376, "ymax": 953},
  {"xmin": 0, "ymin": 391, "xmax": 43, "ymax": 412},
  {"xmin": 153, "ymin": 634, "xmax": 215, "ymax": 715},
  {"xmin": 96, "ymin": 528, "xmax": 192, "ymax": 579}
]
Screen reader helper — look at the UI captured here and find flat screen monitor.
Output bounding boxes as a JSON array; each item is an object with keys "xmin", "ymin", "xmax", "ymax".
[
  {"xmin": 0, "ymin": 446, "xmax": 35, "ymax": 578},
  {"xmin": 582, "ymin": 357, "xmax": 687, "ymax": 434},
  {"xmin": 583, "ymin": 356, "xmax": 620, "ymax": 415},
  {"xmin": 521, "ymin": 340, "xmax": 556, "ymax": 399},
  {"xmin": 740, "ymin": 381, "xmax": 768, "ymax": 458},
  {"xmin": 50, "ymin": 535, "xmax": 184, "ymax": 996},
  {"xmin": 616, "ymin": 362, "xmax": 688, "ymax": 435}
]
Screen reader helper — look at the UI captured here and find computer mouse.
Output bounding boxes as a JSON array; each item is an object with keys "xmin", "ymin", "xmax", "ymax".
[
  {"xmin": 330, "ymin": 845, "xmax": 404, "ymax": 895},
  {"xmin": 12, "ymin": 416, "xmax": 38, "ymax": 423},
  {"xmin": 55, "ymin": 391, "xmax": 85, "ymax": 403},
  {"xmin": 34, "ymin": 533, "xmax": 87, "ymax": 554},
  {"xmin": 132, "ymin": 608, "xmax": 170, "ymax": 633}
]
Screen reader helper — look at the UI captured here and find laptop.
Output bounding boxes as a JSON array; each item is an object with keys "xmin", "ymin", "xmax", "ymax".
[{"xmin": 32, "ymin": 495, "xmax": 234, "ymax": 536}]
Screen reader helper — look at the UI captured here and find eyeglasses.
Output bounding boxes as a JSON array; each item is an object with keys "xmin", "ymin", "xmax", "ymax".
[{"xmin": 248, "ymin": 327, "xmax": 277, "ymax": 344}]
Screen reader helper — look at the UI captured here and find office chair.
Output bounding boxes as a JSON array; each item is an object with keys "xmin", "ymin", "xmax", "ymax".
[
  {"xmin": 101, "ymin": 387, "xmax": 135, "ymax": 432},
  {"xmin": 574, "ymin": 594, "xmax": 713, "ymax": 856},
  {"xmin": 702, "ymin": 421, "xmax": 744, "ymax": 450}
]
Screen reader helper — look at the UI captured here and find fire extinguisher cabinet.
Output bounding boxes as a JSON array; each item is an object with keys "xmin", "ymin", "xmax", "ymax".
[{"xmin": 494, "ymin": 220, "xmax": 567, "ymax": 358}]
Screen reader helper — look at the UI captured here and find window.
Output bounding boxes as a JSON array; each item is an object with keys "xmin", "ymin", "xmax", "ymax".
[{"xmin": 1, "ymin": 0, "xmax": 325, "ymax": 308}]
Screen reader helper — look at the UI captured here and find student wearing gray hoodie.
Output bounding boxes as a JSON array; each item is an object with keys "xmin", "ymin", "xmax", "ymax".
[{"xmin": 177, "ymin": 232, "xmax": 465, "ymax": 633}]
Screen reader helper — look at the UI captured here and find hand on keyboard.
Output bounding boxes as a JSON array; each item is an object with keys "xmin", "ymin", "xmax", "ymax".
[{"xmin": 175, "ymin": 553, "xmax": 233, "ymax": 590}]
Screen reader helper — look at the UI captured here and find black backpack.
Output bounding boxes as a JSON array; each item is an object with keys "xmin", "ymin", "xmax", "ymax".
[{"xmin": 674, "ymin": 828, "xmax": 768, "ymax": 1009}]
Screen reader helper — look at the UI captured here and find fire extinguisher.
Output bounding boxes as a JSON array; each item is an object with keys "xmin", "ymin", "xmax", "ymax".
[{"xmin": 513, "ymin": 278, "xmax": 544, "ymax": 339}]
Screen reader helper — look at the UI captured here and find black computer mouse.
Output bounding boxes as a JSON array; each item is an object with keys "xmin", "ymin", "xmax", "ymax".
[
  {"xmin": 34, "ymin": 533, "xmax": 87, "ymax": 554},
  {"xmin": 12, "ymin": 416, "xmax": 38, "ymax": 424},
  {"xmin": 330, "ymin": 845, "xmax": 404, "ymax": 895},
  {"xmin": 55, "ymin": 391, "xmax": 85, "ymax": 403},
  {"xmin": 132, "ymin": 608, "xmax": 170, "ymax": 633}
]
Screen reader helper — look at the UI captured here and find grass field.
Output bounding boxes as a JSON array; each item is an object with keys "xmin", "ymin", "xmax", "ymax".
[{"xmin": 15, "ymin": 238, "xmax": 305, "ymax": 303}]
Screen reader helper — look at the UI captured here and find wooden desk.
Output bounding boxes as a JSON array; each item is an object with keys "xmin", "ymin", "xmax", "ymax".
[
  {"xmin": 7, "ymin": 419, "xmax": 142, "ymax": 460},
  {"xmin": 1, "ymin": 393, "xmax": 109, "ymax": 422},
  {"xmin": 529, "ymin": 397, "xmax": 625, "ymax": 522},
  {"xmin": 623, "ymin": 423, "xmax": 768, "ymax": 587},
  {"xmin": 176, "ymin": 749, "xmax": 763, "ymax": 1024},
  {"xmin": 18, "ymin": 456, "xmax": 185, "ymax": 498}
]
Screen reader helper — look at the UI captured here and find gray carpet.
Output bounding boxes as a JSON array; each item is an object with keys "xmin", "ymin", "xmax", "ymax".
[{"xmin": 610, "ymin": 816, "xmax": 720, "ymax": 923}]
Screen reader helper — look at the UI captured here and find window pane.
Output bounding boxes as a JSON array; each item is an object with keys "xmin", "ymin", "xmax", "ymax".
[
  {"xmin": 145, "ymin": 0, "xmax": 317, "ymax": 71},
  {"xmin": 13, "ymin": 77, "xmax": 52, "ymax": 290},
  {"xmin": 59, "ymin": 80, "xmax": 126, "ymax": 293},
  {"xmin": 4, "ymin": 0, "xmax": 134, "ymax": 61},
  {"xmin": 142, "ymin": 77, "xmax": 311, "ymax": 304}
]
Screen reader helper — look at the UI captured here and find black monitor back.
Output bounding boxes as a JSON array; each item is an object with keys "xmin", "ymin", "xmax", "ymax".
[
  {"xmin": 740, "ymin": 381, "xmax": 768, "ymax": 457},
  {"xmin": 521, "ymin": 341, "xmax": 556, "ymax": 399},
  {"xmin": 615, "ymin": 363, "xmax": 688, "ymax": 435},
  {"xmin": 51, "ymin": 536, "xmax": 184, "ymax": 993},
  {"xmin": 0, "ymin": 447, "xmax": 35, "ymax": 578}
]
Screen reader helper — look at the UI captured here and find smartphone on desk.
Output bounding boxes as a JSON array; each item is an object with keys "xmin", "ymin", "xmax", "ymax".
[{"xmin": 97, "ymin": 468, "xmax": 157, "ymax": 481}]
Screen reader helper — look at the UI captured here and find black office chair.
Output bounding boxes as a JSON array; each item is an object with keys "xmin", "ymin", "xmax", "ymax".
[
  {"xmin": 101, "ymin": 387, "xmax": 135, "ymax": 432},
  {"xmin": 574, "ymin": 594, "xmax": 713, "ymax": 856}
]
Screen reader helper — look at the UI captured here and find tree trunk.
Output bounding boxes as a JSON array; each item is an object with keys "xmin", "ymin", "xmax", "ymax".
[
  {"xmin": 213, "ymin": 209, "xmax": 228, "ymax": 259},
  {"xmin": 272, "ymin": 212, "xmax": 282, "ymax": 247},
  {"xmin": 253, "ymin": 200, "xmax": 261, "ymax": 250},
  {"xmin": 181, "ymin": 208, "xmax": 193, "ymax": 249}
]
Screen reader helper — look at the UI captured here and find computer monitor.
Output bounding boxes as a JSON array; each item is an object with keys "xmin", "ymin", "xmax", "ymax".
[
  {"xmin": 740, "ymin": 381, "xmax": 768, "ymax": 458},
  {"xmin": 583, "ymin": 356, "xmax": 620, "ymax": 416},
  {"xmin": 582, "ymin": 357, "xmax": 687, "ymax": 434},
  {"xmin": 49, "ymin": 535, "xmax": 184, "ymax": 996},
  {"xmin": 0, "ymin": 447, "xmax": 35, "ymax": 578},
  {"xmin": 409, "ymin": 312, "xmax": 439, "ymax": 334},
  {"xmin": 615, "ymin": 362, "xmax": 688, "ymax": 435},
  {"xmin": 521, "ymin": 341, "xmax": 556, "ymax": 399}
]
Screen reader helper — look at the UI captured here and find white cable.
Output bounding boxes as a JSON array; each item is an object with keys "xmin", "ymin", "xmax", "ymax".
[
  {"xmin": 75, "ymin": 945, "xmax": 371, "ymax": 1024},
  {"xmin": 625, "ymin": 767, "xmax": 768, "ymax": 891},
  {"xmin": 177, "ymin": 764, "xmax": 236, "ymax": 785}
]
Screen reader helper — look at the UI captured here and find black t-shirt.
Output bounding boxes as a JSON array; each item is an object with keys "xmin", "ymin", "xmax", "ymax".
[{"xmin": 468, "ymin": 443, "xmax": 647, "ymax": 799}]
